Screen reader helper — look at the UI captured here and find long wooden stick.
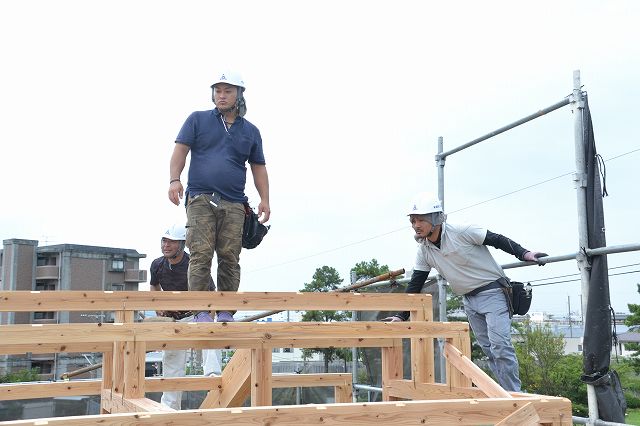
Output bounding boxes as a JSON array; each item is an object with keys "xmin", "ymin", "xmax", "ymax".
[{"xmin": 240, "ymin": 268, "xmax": 405, "ymax": 322}]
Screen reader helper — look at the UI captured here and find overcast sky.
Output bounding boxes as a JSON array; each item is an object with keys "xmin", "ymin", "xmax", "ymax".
[{"xmin": 1, "ymin": 1, "xmax": 639, "ymax": 318}]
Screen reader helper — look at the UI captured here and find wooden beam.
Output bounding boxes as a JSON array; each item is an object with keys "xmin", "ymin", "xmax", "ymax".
[
  {"xmin": 0, "ymin": 396, "xmax": 573, "ymax": 425},
  {"xmin": 447, "ymin": 332, "xmax": 472, "ymax": 388},
  {"xmin": 251, "ymin": 346, "xmax": 272, "ymax": 406},
  {"xmin": 0, "ymin": 321, "xmax": 469, "ymax": 345},
  {"xmin": 0, "ymin": 342, "xmax": 113, "ymax": 355},
  {"xmin": 495, "ymin": 402, "xmax": 541, "ymax": 426},
  {"xmin": 443, "ymin": 340, "xmax": 511, "ymax": 399},
  {"xmin": 381, "ymin": 338, "xmax": 403, "ymax": 401},
  {"xmin": 410, "ymin": 308, "xmax": 434, "ymax": 384},
  {"xmin": 200, "ymin": 348, "xmax": 251, "ymax": 409},
  {"xmin": 385, "ymin": 380, "xmax": 488, "ymax": 400},
  {"xmin": 0, "ymin": 291, "xmax": 431, "ymax": 312},
  {"xmin": 0, "ymin": 380, "xmax": 100, "ymax": 401},
  {"xmin": 123, "ymin": 340, "xmax": 145, "ymax": 398},
  {"xmin": 147, "ymin": 337, "xmax": 396, "ymax": 351},
  {"xmin": 271, "ymin": 373, "xmax": 351, "ymax": 388},
  {"xmin": 100, "ymin": 389, "xmax": 175, "ymax": 414},
  {"xmin": 0, "ymin": 374, "xmax": 354, "ymax": 401}
]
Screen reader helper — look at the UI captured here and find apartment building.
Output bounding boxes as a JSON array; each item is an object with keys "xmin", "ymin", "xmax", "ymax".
[{"xmin": 0, "ymin": 238, "xmax": 146, "ymax": 379}]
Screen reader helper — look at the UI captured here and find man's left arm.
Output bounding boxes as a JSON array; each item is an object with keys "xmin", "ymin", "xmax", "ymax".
[
  {"xmin": 483, "ymin": 230, "xmax": 548, "ymax": 264},
  {"xmin": 250, "ymin": 163, "xmax": 270, "ymax": 224}
]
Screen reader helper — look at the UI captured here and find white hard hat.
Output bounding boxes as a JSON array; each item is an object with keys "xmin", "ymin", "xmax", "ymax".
[
  {"xmin": 210, "ymin": 70, "xmax": 245, "ymax": 90},
  {"xmin": 408, "ymin": 192, "xmax": 443, "ymax": 215},
  {"xmin": 161, "ymin": 224, "xmax": 186, "ymax": 241}
]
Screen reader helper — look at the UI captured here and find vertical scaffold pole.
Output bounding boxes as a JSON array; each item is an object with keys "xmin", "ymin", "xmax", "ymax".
[
  {"xmin": 436, "ymin": 136, "xmax": 447, "ymax": 382},
  {"xmin": 571, "ymin": 69, "xmax": 599, "ymax": 424}
]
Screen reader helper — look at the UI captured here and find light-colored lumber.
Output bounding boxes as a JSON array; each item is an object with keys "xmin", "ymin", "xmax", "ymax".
[
  {"xmin": 0, "ymin": 396, "xmax": 573, "ymax": 425},
  {"xmin": 385, "ymin": 379, "xmax": 488, "ymax": 400},
  {"xmin": 381, "ymin": 338, "xmax": 403, "ymax": 401},
  {"xmin": 410, "ymin": 308, "xmax": 434, "ymax": 383},
  {"xmin": 0, "ymin": 321, "xmax": 469, "ymax": 345},
  {"xmin": 495, "ymin": 402, "xmax": 541, "ymax": 426},
  {"xmin": 123, "ymin": 340, "xmax": 145, "ymax": 398},
  {"xmin": 0, "ymin": 342, "xmax": 113, "ymax": 355},
  {"xmin": 251, "ymin": 346, "xmax": 272, "ymax": 406},
  {"xmin": 200, "ymin": 348, "xmax": 251, "ymax": 409},
  {"xmin": 0, "ymin": 291, "xmax": 431, "ymax": 312},
  {"xmin": 100, "ymin": 389, "xmax": 175, "ymax": 414},
  {"xmin": 443, "ymin": 340, "xmax": 511, "ymax": 398},
  {"xmin": 0, "ymin": 374, "xmax": 354, "ymax": 401}
]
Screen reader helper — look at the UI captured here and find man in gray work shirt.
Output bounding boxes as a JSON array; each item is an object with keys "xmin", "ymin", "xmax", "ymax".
[{"xmin": 384, "ymin": 192, "xmax": 547, "ymax": 392}]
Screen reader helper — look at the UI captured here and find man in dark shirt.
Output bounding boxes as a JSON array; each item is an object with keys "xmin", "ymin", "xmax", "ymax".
[
  {"xmin": 168, "ymin": 69, "xmax": 270, "ymax": 323},
  {"xmin": 150, "ymin": 224, "xmax": 220, "ymax": 410}
]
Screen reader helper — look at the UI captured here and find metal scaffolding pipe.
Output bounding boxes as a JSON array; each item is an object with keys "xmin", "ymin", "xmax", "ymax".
[{"xmin": 436, "ymin": 97, "xmax": 571, "ymax": 160}]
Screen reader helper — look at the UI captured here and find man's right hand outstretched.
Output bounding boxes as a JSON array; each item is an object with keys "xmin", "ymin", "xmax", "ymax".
[{"xmin": 168, "ymin": 181, "xmax": 184, "ymax": 206}]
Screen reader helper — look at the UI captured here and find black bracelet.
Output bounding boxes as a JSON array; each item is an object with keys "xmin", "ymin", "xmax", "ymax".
[{"xmin": 170, "ymin": 179, "xmax": 180, "ymax": 184}]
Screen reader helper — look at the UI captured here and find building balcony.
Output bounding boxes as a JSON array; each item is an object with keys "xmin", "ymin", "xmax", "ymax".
[
  {"xmin": 124, "ymin": 269, "xmax": 147, "ymax": 283},
  {"xmin": 36, "ymin": 265, "xmax": 59, "ymax": 280}
]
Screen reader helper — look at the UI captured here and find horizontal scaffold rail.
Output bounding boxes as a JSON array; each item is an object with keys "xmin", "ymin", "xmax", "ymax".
[{"xmin": 0, "ymin": 290, "xmax": 430, "ymax": 312}]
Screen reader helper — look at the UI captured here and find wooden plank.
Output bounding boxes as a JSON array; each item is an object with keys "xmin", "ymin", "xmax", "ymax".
[
  {"xmin": 0, "ymin": 380, "xmax": 101, "ymax": 401},
  {"xmin": 334, "ymin": 381, "xmax": 353, "ymax": 403},
  {"xmin": 381, "ymin": 339, "xmax": 403, "ymax": 401},
  {"xmin": 495, "ymin": 402, "xmax": 541, "ymax": 426},
  {"xmin": 443, "ymin": 340, "xmax": 511, "ymax": 399},
  {"xmin": 271, "ymin": 373, "xmax": 351, "ymax": 388},
  {"xmin": 447, "ymin": 333, "xmax": 472, "ymax": 388},
  {"xmin": 0, "ymin": 342, "xmax": 113, "ymax": 355},
  {"xmin": 0, "ymin": 291, "xmax": 431, "ymax": 312},
  {"xmin": 385, "ymin": 380, "xmax": 488, "ymax": 400},
  {"xmin": 0, "ymin": 374, "xmax": 352, "ymax": 401},
  {"xmin": 410, "ymin": 308, "xmax": 434, "ymax": 383},
  {"xmin": 123, "ymin": 340, "xmax": 145, "ymax": 398},
  {"xmin": 147, "ymin": 337, "xmax": 396, "ymax": 351},
  {"xmin": 100, "ymin": 389, "xmax": 175, "ymax": 414},
  {"xmin": 251, "ymin": 346, "xmax": 272, "ymax": 406},
  {"xmin": 200, "ymin": 348, "xmax": 251, "ymax": 409},
  {"xmin": 145, "ymin": 376, "xmax": 221, "ymax": 392},
  {"xmin": 0, "ymin": 321, "xmax": 469, "ymax": 345},
  {"xmin": 0, "ymin": 396, "xmax": 573, "ymax": 425},
  {"xmin": 111, "ymin": 310, "xmax": 133, "ymax": 395}
]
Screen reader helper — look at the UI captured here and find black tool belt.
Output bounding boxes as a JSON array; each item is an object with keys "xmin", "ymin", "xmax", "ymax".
[
  {"xmin": 466, "ymin": 280, "xmax": 503, "ymax": 297},
  {"xmin": 165, "ymin": 311, "xmax": 194, "ymax": 320}
]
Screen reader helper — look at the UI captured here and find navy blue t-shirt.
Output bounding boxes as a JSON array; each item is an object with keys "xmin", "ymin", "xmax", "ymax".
[{"xmin": 176, "ymin": 108, "xmax": 265, "ymax": 203}]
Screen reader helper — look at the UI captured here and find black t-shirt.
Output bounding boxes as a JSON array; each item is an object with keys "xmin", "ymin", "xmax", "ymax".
[{"xmin": 150, "ymin": 253, "xmax": 214, "ymax": 291}]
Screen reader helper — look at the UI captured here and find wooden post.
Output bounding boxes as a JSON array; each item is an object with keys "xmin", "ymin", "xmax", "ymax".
[
  {"xmin": 381, "ymin": 338, "xmax": 403, "ymax": 401},
  {"xmin": 410, "ymin": 301, "xmax": 434, "ymax": 383},
  {"xmin": 100, "ymin": 349, "xmax": 113, "ymax": 413},
  {"xmin": 447, "ymin": 332, "xmax": 472, "ymax": 388},
  {"xmin": 251, "ymin": 346, "xmax": 272, "ymax": 406},
  {"xmin": 112, "ymin": 310, "xmax": 134, "ymax": 395}
]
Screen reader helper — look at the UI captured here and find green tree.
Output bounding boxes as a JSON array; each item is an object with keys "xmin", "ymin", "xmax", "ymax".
[
  {"xmin": 300, "ymin": 266, "xmax": 350, "ymax": 372},
  {"xmin": 350, "ymin": 259, "xmax": 389, "ymax": 282},
  {"xmin": 625, "ymin": 284, "xmax": 640, "ymax": 373},
  {"xmin": 515, "ymin": 321, "xmax": 567, "ymax": 394},
  {"xmin": 0, "ymin": 368, "xmax": 40, "ymax": 383}
]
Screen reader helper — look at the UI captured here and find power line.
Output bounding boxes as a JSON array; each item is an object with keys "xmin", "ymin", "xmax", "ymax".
[
  {"xmin": 247, "ymin": 148, "xmax": 640, "ymax": 274},
  {"xmin": 531, "ymin": 269, "xmax": 640, "ymax": 287},
  {"xmin": 527, "ymin": 262, "xmax": 640, "ymax": 284}
]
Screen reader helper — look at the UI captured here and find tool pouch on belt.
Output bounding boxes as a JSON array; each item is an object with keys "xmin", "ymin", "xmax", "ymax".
[
  {"xmin": 498, "ymin": 277, "xmax": 533, "ymax": 318},
  {"xmin": 242, "ymin": 203, "xmax": 270, "ymax": 249}
]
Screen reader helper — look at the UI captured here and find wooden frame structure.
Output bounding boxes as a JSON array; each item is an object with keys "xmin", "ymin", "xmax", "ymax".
[{"xmin": 0, "ymin": 291, "xmax": 571, "ymax": 425}]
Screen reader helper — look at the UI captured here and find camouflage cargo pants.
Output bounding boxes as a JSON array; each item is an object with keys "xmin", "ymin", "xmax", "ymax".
[{"xmin": 186, "ymin": 194, "xmax": 245, "ymax": 292}]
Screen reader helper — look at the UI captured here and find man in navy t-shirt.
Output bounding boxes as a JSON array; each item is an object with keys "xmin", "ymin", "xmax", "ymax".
[{"xmin": 167, "ymin": 70, "xmax": 270, "ymax": 323}]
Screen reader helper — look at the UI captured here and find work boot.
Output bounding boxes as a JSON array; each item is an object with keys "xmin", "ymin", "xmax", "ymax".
[
  {"xmin": 216, "ymin": 311, "xmax": 234, "ymax": 322},
  {"xmin": 194, "ymin": 311, "xmax": 213, "ymax": 322}
]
